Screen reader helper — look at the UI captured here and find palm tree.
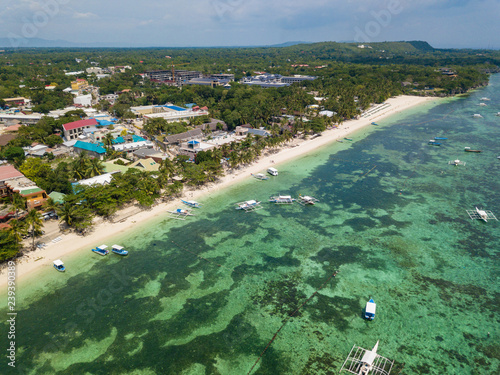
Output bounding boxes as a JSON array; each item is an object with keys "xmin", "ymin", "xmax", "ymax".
[
  {"xmin": 57, "ymin": 202, "xmax": 77, "ymax": 227},
  {"xmin": 25, "ymin": 209, "xmax": 43, "ymax": 250},
  {"xmin": 8, "ymin": 219, "xmax": 27, "ymax": 247},
  {"xmin": 85, "ymin": 158, "xmax": 104, "ymax": 178},
  {"xmin": 42, "ymin": 197, "xmax": 59, "ymax": 214},
  {"xmin": 11, "ymin": 194, "xmax": 26, "ymax": 218},
  {"xmin": 103, "ymin": 133, "xmax": 114, "ymax": 149},
  {"xmin": 158, "ymin": 158, "xmax": 176, "ymax": 184},
  {"xmin": 71, "ymin": 152, "xmax": 90, "ymax": 180}
]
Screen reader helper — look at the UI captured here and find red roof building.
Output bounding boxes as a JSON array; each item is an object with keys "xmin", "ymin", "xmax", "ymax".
[
  {"xmin": 62, "ymin": 118, "xmax": 98, "ymax": 140},
  {"xmin": 0, "ymin": 165, "xmax": 24, "ymax": 198}
]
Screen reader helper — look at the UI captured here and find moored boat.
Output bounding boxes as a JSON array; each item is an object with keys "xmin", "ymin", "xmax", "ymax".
[
  {"xmin": 464, "ymin": 147, "xmax": 481, "ymax": 153},
  {"xmin": 472, "ymin": 114, "xmax": 483, "ymax": 118},
  {"xmin": 428, "ymin": 140, "xmax": 441, "ymax": 146},
  {"xmin": 364, "ymin": 298, "xmax": 376, "ymax": 320},
  {"xmin": 252, "ymin": 173, "xmax": 269, "ymax": 180},
  {"xmin": 168, "ymin": 208, "xmax": 194, "ymax": 219},
  {"xmin": 111, "ymin": 244, "xmax": 128, "ymax": 256},
  {"xmin": 53, "ymin": 259, "xmax": 65, "ymax": 272},
  {"xmin": 236, "ymin": 200, "xmax": 262, "ymax": 211},
  {"xmin": 181, "ymin": 199, "xmax": 202, "ymax": 208},
  {"xmin": 344, "ymin": 137, "xmax": 353, "ymax": 141},
  {"xmin": 298, "ymin": 195, "xmax": 319, "ymax": 205},
  {"xmin": 92, "ymin": 245, "xmax": 109, "ymax": 256},
  {"xmin": 434, "ymin": 137, "xmax": 447, "ymax": 140},
  {"xmin": 267, "ymin": 167, "xmax": 278, "ymax": 176},
  {"xmin": 371, "ymin": 122, "xmax": 378, "ymax": 125},
  {"xmin": 269, "ymin": 195, "xmax": 295, "ymax": 204},
  {"xmin": 475, "ymin": 207, "xmax": 489, "ymax": 222}
]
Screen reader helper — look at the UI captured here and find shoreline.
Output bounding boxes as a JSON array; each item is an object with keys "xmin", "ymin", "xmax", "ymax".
[{"xmin": 0, "ymin": 95, "xmax": 438, "ymax": 287}]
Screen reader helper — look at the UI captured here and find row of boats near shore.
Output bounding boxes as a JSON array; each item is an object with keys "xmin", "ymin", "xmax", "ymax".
[{"xmin": 53, "ymin": 244, "xmax": 128, "ymax": 272}]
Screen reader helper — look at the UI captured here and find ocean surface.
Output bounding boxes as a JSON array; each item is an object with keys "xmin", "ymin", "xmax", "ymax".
[{"xmin": 1, "ymin": 77, "xmax": 499, "ymax": 374}]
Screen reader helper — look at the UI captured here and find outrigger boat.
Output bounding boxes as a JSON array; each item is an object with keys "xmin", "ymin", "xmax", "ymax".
[
  {"xmin": 344, "ymin": 137, "xmax": 353, "ymax": 141},
  {"xmin": 472, "ymin": 114, "xmax": 483, "ymax": 118},
  {"xmin": 267, "ymin": 167, "xmax": 278, "ymax": 176},
  {"xmin": 466, "ymin": 207, "xmax": 498, "ymax": 222},
  {"xmin": 53, "ymin": 259, "xmax": 65, "ymax": 272},
  {"xmin": 181, "ymin": 199, "xmax": 202, "ymax": 208},
  {"xmin": 111, "ymin": 244, "xmax": 128, "ymax": 256},
  {"xmin": 364, "ymin": 298, "xmax": 376, "ymax": 320},
  {"xmin": 236, "ymin": 200, "xmax": 262, "ymax": 212},
  {"xmin": 251, "ymin": 173, "xmax": 269, "ymax": 181},
  {"xmin": 481, "ymin": 97, "xmax": 490, "ymax": 101},
  {"xmin": 168, "ymin": 208, "xmax": 194, "ymax": 220},
  {"xmin": 298, "ymin": 195, "xmax": 319, "ymax": 205},
  {"xmin": 340, "ymin": 340, "xmax": 394, "ymax": 375},
  {"xmin": 448, "ymin": 159, "xmax": 466, "ymax": 166},
  {"xmin": 428, "ymin": 139, "xmax": 441, "ymax": 146},
  {"xmin": 92, "ymin": 245, "xmax": 109, "ymax": 256},
  {"xmin": 434, "ymin": 137, "xmax": 447, "ymax": 140},
  {"xmin": 371, "ymin": 122, "xmax": 378, "ymax": 126},
  {"xmin": 269, "ymin": 195, "xmax": 295, "ymax": 204},
  {"xmin": 464, "ymin": 147, "xmax": 481, "ymax": 153}
]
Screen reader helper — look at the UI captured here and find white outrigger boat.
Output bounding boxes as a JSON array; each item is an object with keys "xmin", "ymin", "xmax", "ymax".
[
  {"xmin": 251, "ymin": 173, "xmax": 269, "ymax": 181},
  {"xmin": 236, "ymin": 200, "xmax": 262, "ymax": 212},
  {"xmin": 168, "ymin": 208, "xmax": 194, "ymax": 220},
  {"xmin": 448, "ymin": 159, "xmax": 466, "ymax": 166},
  {"xmin": 472, "ymin": 113, "xmax": 483, "ymax": 118},
  {"xmin": 111, "ymin": 245, "xmax": 128, "ymax": 256},
  {"xmin": 364, "ymin": 298, "xmax": 376, "ymax": 320},
  {"xmin": 267, "ymin": 167, "xmax": 278, "ymax": 176},
  {"xmin": 92, "ymin": 245, "xmax": 109, "ymax": 256},
  {"xmin": 53, "ymin": 259, "xmax": 65, "ymax": 272},
  {"xmin": 269, "ymin": 195, "xmax": 295, "ymax": 204},
  {"xmin": 181, "ymin": 199, "xmax": 202, "ymax": 208},
  {"xmin": 466, "ymin": 207, "xmax": 497, "ymax": 222},
  {"xmin": 340, "ymin": 340, "xmax": 394, "ymax": 375},
  {"xmin": 298, "ymin": 195, "xmax": 319, "ymax": 205}
]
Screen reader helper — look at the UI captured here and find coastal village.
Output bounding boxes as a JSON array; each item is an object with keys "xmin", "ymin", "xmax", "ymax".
[{"xmin": 0, "ymin": 42, "xmax": 498, "ymax": 374}]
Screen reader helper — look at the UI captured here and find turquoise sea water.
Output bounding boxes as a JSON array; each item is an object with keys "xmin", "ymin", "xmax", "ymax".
[{"xmin": 1, "ymin": 77, "xmax": 499, "ymax": 374}]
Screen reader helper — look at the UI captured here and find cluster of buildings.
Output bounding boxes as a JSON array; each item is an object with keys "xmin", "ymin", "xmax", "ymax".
[
  {"xmin": 240, "ymin": 74, "xmax": 317, "ymax": 88},
  {"xmin": 144, "ymin": 69, "xmax": 234, "ymax": 88},
  {"xmin": 130, "ymin": 103, "xmax": 209, "ymax": 123}
]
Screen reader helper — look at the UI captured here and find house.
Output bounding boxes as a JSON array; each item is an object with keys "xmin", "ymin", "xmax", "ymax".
[
  {"xmin": 129, "ymin": 158, "xmax": 160, "ymax": 172},
  {"xmin": 71, "ymin": 79, "xmax": 89, "ymax": 91},
  {"xmin": 73, "ymin": 94, "xmax": 92, "ymax": 107},
  {"xmin": 0, "ymin": 134, "xmax": 16, "ymax": 147},
  {"xmin": 4, "ymin": 176, "xmax": 48, "ymax": 210},
  {"xmin": 178, "ymin": 140, "xmax": 215, "ymax": 160},
  {"xmin": 164, "ymin": 128, "xmax": 203, "ymax": 145},
  {"xmin": 0, "ymin": 164, "xmax": 24, "ymax": 198},
  {"xmin": 73, "ymin": 141, "xmax": 107, "ymax": 159},
  {"xmin": 2, "ymin": 97, "xmax": 31, "ymax": 107},
  {"xmin": 63, "ymin": 118, "xmax": 99, "ymax": 140},
  {"xmin": 112, "ymin": 140, "xmax": 154, "ymax": 154},
  {"xmin": 132, "ymin": 147, "xmax": 164, "ymax": 161}
]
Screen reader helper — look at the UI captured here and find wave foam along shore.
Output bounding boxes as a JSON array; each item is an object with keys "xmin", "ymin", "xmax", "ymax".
[{"xmin": 0, "ymin": 95, "xmax": 437, "ymax": 287}]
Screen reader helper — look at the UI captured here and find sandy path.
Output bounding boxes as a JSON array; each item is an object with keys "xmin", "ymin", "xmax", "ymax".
[{"xmin": 0, "ymin": 95, "xmax": 438, "ymax": 286}]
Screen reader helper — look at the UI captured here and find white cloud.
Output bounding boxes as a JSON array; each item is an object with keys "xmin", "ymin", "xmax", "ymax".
[{"xmin": 73, "ymin": 12, "xmax": 97, "ymax": 19}]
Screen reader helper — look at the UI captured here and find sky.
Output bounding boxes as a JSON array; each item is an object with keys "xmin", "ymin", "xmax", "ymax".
[{"xmin": 1, "ymin": 0, "xmax": 499, "ymax": 49}]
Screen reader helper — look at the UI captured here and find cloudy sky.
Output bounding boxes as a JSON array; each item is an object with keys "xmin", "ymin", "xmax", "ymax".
[{"xmin": 1, "ymin": 0, "xmax": 499, "ymax": 48}]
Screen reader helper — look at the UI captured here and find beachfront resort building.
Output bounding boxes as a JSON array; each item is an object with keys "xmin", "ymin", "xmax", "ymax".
[
  {"xmin": 241, "ymin": 74, "xmax": 316, "ymax": 88},
  {"xmin": 0, "ymin": 165, "xmax": 48, "ymax": 210}
]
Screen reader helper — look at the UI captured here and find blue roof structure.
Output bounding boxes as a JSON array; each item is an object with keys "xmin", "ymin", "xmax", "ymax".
[
  {"xmin": 132, "ymin": 135, "xmax": 146, "ymax": 142},
  {"xmin": 96, "ymin": 119, "xmax": 115, "ymax": 127},
  {"xmin": 165, "ymin": 105, "xmax": 186, "ymax": 111},
  {"xmin": 73, "ymin": 141, "xmax": 106, "ymax": 154},
  {"xmin": 187, "ymin": 140, "xmax": 200, "ymax": 145},
  {"xmin": 113, "ymin": 136, "xmax": 125, "ymax": 144}
]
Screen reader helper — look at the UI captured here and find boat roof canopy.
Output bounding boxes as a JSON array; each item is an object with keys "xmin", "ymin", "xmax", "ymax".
[
  {"xmin": 53, "ymin": 259, "xmax": 64, "ymax": 266},
  {"xmin": 268, "ymin": 167, "xmax": 278, "ymax": 172},
  {"xmin": 366, "ymin": 300, "xmax": 377, "ymax": 314},
  {"xmin": 97, "ymin": 245, "xmax": 108, "ymax": 250},
  {"xmin": 361, "ymin": 341, "xmax": 379, "ymax": 365},
  {"xmin": 247, "ymin": 200, "xmax": 257, "ymax": 204},
  {"xmin": 112, "ymin": 245, "xmax": 124, "ymax": 250}
]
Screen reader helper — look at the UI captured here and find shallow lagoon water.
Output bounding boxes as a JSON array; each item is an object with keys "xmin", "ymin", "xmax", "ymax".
[{"xmin": 1, "ymin": 78, "xmax": 499, "ymax": 374}]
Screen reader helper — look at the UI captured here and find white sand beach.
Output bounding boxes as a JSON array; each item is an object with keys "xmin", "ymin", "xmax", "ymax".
[{"xmin": 0, "ymin": 95, "xmax": 438, "ymax": 286}]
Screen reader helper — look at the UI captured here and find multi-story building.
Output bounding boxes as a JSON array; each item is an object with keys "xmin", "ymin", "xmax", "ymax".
[
  {"xmin": 144, "ymin": 69, "xmax": 203, "ymax": 86},
  {"xmin": 63, "ymin": 118, "xmax": 98, "ymax": 140},
  {"xmin": 71, "ymin": 78, "xmax": 89, "ymax": 91}
]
